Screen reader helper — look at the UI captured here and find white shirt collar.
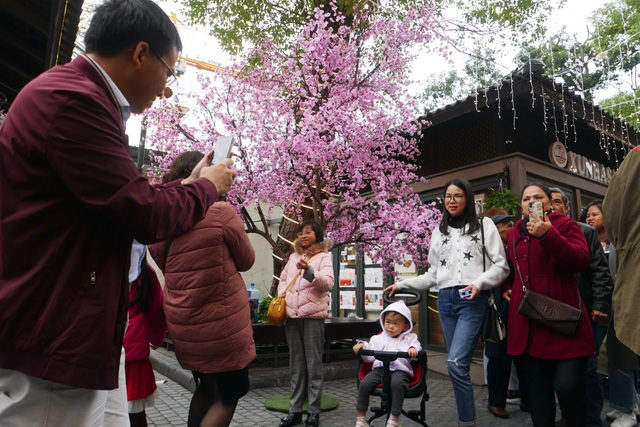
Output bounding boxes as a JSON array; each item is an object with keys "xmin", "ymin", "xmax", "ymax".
[{"xmin": 83, "ymin": 55, "xmax": 131, "ymax": 123}]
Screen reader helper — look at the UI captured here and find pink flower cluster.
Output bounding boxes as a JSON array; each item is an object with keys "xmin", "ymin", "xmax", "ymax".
[{"xmin": 146, "ymin": 2, "xmax": 444, "ymax": 274}]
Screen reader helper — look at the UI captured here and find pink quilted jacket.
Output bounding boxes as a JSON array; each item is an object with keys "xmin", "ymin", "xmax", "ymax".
[{"xmin": 278, "ymin": 240, "xmax": 334, "ymax": 319}]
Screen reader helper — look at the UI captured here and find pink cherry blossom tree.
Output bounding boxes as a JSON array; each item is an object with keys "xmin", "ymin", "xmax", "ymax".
[{"xmin": 146, "ymin": 2, "xmax": 443, "ymax": 280}]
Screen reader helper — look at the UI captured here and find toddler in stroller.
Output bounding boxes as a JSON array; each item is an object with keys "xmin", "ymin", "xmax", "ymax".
[{"xmin": 353, "ymin": 299, "xmax": 424, "ymax": 427}]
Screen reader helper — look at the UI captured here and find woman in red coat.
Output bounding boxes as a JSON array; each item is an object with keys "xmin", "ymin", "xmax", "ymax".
[{"xmin": 503, "ymin": 183, "xmax": 593, "ymax": 427}]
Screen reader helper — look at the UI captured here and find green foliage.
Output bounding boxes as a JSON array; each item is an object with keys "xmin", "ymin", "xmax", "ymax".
[
  {"xmin": 484, "ymin": 188, "xmax": 521, "ymax": 216},
  {"xmin": 600, "ymin": 88, "xmax": 640, "ymax": 127},
  {"xmin": 441, "ymin": 0, "xmax": 559, "ymax": 43},
  {"xmin": 177, "ymin": 0, "xmax": 556, "ymax": 56},
  {"xmin": 590, "ymin": 0, "xmax": 640, "ymax": 77},
  {"xmin": 419, "ymin": 48, "xmax": 504, "ymax": 113},
  {"xmin": 517, "ymin": 32, "xmax": 605, "ymax": 101},
  {"xmin": 258, "ymin": 296, "xmax": 273, "ymax": 323}
]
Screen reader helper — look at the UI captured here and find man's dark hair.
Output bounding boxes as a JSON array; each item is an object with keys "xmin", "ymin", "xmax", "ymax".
[
  {"xmin": 549, "ymin": 187, "xmax": 569, "ymax": 207},
  {"xmin": 84, "ymin": 0, "xmax": 182, "ymax": 57},
  {"xmin": 439, "ymin": 177, "xmax": 480, "ymax": 236}
]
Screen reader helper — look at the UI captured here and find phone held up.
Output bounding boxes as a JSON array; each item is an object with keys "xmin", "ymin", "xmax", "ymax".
[
  {"xmin": 528, "ymin": 200, "xmax": 544, "ymax": 223},
  {"xmin": 211, "ymin": 135, "xmax": 235, "ymax": 165}
]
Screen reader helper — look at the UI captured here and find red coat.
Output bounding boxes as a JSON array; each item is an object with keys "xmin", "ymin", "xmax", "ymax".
[
  {"xmin": 504, "ymin": 212, "xmax": 594, "ymax": 359},
  {"xmin": 0, "ymin": 55, "xmax": 217, "ymax": 389},
  {"xmin": 124, "ymin": 264, "xmax": 167, "ymax": 363},
  {"xmin": 149, "ymin": 202, "xmax": 256, "ymax": 374}
]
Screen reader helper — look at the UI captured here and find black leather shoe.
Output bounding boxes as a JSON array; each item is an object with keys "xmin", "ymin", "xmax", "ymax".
[
  {"xmin": 305, "ymin": 413, "xmax": 320, "ymax": 426},
  {"xmin": 279, "ymin": 413, "xmax": 303, "ymax": 427}
]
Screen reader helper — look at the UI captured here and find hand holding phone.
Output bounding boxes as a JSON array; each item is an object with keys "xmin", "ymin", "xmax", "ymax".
[
  {"xmin": 211, "ymin": 135, "xmax": 235, "ymax": 165},
  {"xmin": 528, "ymin": 201, "xmax": 544, "ymax": 223},
  {"xmin": 458, "ymin": 288, "xmax": 472, "ymax": 299}
]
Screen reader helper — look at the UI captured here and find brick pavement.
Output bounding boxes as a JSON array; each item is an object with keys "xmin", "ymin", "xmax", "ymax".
[
  {"xmin": 147, "ymin": 370, "xmax": 542, "ymax": 426},
  {"xmin": 146, "ymin": 348, "xmax": 617, "ymax": 426}
]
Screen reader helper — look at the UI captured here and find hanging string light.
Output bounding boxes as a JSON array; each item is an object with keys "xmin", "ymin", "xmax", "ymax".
[
  {"xmin": 541, "ymin": 83, "xmax": 549, "ymax": 132},
  {"xmin": 510, "ymin": 76, "xmax": 517, "ymax": 129}
]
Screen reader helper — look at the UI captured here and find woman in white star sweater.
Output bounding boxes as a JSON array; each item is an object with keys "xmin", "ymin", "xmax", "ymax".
[{"xmin": 386, "ymin": 178, "xmax": 509, "ymax": 427}]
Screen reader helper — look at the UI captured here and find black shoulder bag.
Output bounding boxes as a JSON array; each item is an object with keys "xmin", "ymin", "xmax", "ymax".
[{"xmin": 480, "ymin": 218, "xmax": 506, "ymax": 343}]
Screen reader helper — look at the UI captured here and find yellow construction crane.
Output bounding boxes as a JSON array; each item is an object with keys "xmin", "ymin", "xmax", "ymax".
[{"xmin": 168, "ymin": 12, "xmax": 229, "ymax": 75}]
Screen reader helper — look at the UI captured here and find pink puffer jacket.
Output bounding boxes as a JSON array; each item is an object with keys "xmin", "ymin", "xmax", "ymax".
[{"xmin": 278, "ymin": 240, "xmax": 334, "ymax": 319}]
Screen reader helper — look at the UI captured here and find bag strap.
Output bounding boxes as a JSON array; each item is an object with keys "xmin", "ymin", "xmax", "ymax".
[
  {"xmin": 511, "ymin": 237, "xmax": 526, "ymax": 293},
  {"xmin": 279, "ymin": 270, "xmax": 302, "ymax": 297},
  {"xmin": 511, "ymin": 236, "xmax": 581, "ymax": 311},
  {"xmin": 480, "ymin": 218, "xmax": 486, "ymax": 272},
  {"xmin": 278, "ymin": 253, "xmax": 317, "ymax": 297}
]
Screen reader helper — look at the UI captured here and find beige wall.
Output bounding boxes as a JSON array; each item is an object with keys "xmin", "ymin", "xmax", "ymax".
[{"xmin": 239, "ymin": 204, "xmax": 283, "ymax": 299}]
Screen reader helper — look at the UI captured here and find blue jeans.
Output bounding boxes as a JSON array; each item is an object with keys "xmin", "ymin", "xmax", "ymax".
[
  {"xmin": 585, "ymin": 322, "xmax": 607, "ymax": 426},
  {"xmin": 609, "ymin": 367, "xmax": 638, "ymax": 413},
  {"xmin": 438, "ymin": 287, "xmax": 488, "ymax": 426}
]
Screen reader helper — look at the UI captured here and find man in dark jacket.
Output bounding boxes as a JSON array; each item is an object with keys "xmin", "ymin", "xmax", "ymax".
[
  {"xmin": 0, "ymin": 0, "xmax": 236, "ymax": 424},
  {"xmin": 550, "ymin": 188, "xmax": 613, "ymax": 427}
]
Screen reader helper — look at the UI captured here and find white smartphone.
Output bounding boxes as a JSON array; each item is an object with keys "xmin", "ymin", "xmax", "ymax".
[
  {"xmin": 211, "ymin": 135, "xmax": 235, "ymax": 165},
  {"xmin": 528, "ymin": 201, "xmax": 544, "ymax": 223}
]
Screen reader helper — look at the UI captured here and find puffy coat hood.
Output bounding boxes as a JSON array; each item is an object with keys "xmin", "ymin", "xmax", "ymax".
[
  {"xmin": 380, "ymin": 301, "xmax": 413, "ymax": 331},
  {"xmin": 293, "ymin": 238, "xmax": 333, "ymax": 257}
]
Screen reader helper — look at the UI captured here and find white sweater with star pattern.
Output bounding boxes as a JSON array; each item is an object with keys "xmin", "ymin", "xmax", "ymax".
[{"xmin": 397, "ymin": 217, "xmax": 509, "ymax": 291}]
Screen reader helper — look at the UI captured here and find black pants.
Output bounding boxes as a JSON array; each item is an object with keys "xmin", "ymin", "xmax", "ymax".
[
  {"xmin": 517, "ymin": 354, "xmax": 588, "ymax": 427},
  {"xmin": 487, "ymin": 356, "xmax": 511, "ymax": 407}
]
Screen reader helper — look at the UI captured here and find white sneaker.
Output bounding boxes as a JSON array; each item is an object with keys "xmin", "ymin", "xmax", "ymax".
[
  {"xmin": 607, "ymin": 409, "xmax": 624, "ymax": 421},
  {"xmin": 611, "ymin": 413, "xmax": 637, "ymax": 427},
  {"xmin": 608, "ymin": 404, "xmax": 640, "ymax": 421}
]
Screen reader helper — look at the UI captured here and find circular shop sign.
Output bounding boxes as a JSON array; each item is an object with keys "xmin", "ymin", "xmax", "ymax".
[{"xmin": 548, "ymin": 141, "xmax": 568, "ymax": 168}]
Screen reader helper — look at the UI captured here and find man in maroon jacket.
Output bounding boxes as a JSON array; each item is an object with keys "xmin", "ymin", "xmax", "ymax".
[{"xmin": 0, "ymin": 0, "xmax": 236, "ymax": 424}]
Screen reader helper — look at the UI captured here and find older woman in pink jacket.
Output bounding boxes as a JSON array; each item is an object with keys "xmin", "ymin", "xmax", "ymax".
[
  {"xmin": 277, "ymin": 220, "xmax": 334, "ymax": 427},
  {"xmin": 150, "ymin": 151, "xmax": 256, "ymax": 427}
]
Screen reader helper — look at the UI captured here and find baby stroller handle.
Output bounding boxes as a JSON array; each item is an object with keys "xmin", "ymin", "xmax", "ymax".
[
  {"xmin": 358, "ymin": 349, "xmax": 426, "ymax": 362},
  {"xmin": 382, "ymin": 288, "xmax": 422, "ymax": 306}
]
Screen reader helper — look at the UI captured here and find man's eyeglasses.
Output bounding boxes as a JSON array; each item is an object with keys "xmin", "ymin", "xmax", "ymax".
[
  {"xmin": 444, "ymin": 194, "xmax": 465, "ymax": 202},
  {"xmin": 150, "ymin": 47, "xmax": 177, "ymax": 87}
]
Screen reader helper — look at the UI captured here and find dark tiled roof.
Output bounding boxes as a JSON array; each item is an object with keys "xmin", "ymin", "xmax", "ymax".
[
  {"xmin": 0, "ymin": 0, "xmax": 84, "ymax": 109},
  {"xmin": 421, "ymin": 60, "xmax": 639, "ymax": 140}
]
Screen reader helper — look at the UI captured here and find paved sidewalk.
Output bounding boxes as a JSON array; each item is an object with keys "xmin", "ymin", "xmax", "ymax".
[
  {"xmin": 147, "ymin": 348, "xmax": 616, "ymax": 426},
  {"xmin": 148, "ymin": 370, "xmax": 539, "ymax": 426}
]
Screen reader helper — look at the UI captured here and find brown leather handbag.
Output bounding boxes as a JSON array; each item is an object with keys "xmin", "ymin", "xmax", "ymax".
[{"xmin": 512, "ymin": 239, "xmax": 581, "ymax": 336}]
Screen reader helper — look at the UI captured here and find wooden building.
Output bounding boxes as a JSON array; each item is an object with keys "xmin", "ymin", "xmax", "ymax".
[{"xmin": 411, "ymin": 60, "xmax": 639, "ymax": 348}]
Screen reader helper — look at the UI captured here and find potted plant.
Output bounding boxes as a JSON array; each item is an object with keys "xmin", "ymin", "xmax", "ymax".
[{"xmin": 484, "ymin": 188, "xmax": 520, "ymax": 216}]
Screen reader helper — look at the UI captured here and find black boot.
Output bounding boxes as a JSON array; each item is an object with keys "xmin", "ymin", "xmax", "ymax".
[
  {"xmin": 279, "ymin": 413, "xmax": 303, "ymax": 427},
  {"xmin": 304, "ymin": 413, "xmax": 320, "ymax": 427}
]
